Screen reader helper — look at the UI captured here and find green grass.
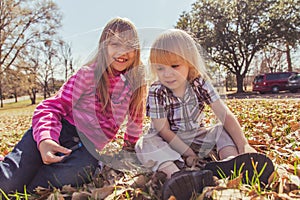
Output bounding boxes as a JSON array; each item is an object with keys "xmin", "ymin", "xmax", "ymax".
[{"xmin": 0, "ymin": 97, "xmax": 43, "ymax": 112}]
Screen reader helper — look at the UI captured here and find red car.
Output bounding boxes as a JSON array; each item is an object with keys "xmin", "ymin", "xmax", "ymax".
[{"xmin": 252, "ymin": 72, "xmax": 298, "ymax": 94}]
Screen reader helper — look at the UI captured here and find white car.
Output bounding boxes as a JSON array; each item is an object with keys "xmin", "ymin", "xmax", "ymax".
[{"xmin": 287, "ymin": 73, "xmax": 300, "ymax": 93}]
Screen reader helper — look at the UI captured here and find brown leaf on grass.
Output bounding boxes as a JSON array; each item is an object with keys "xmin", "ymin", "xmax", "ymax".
[
  {"xmin": 131, "ymin": 174, "xmax": 149, "ymax": 188},
  {"xmin": 268, "ymin": 170, "xmax": 279, "ymax": 185},
  {"xmin": 104, "ymin": 187, "xmax": 133, "ymax": 199},
  {"xmin": 286, "ymin": 163, "xmax": 300, "ymax": 177},
  {"xmin": 71, "ymin": 191, "xmax": 91, "ymax": 200},
  {"xmin": 91, "ymin": 185, "xmax": 115, "ymax": 199},
  {"xmin": 2, "ymin": 99, "xmax": 300, "ymax": 199},
  {"xmin": 47, "ymin": 192, "xmax": 65, "ymax": 200},
  {"xmin": 211, "ymin": 188, "xmax": 250, "ymax": 199},
  {"xmin": 247, "ymin": 140, "xmax": 267, "ymax": 145},
  {"xmin": 290, "ymin": 121, "xmax": 300, "ymax": 132},
  {"xmin": 34, "ymin": 186, "xmax": 52, "ymax": 196},
  {"xmin": 289, "ymin": 189, "xmax": 300, "ymax": 199},
  {"xmin": 226, "ymin": 173, "xmax": 243, "ymax": 189},
  {"xmin": 61, "ymin": 185, "xmax": 77, "ymax": 193},
  {"xmin": 168, "ymin": 195, "xmax": 177, "ymax": 200}
]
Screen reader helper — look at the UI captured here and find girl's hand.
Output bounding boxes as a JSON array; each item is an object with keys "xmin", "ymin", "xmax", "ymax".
[
  {"xmin": 238, "ymin": 143, "xmax": 257, "ymax": 154},
  {"xmin": 39, "ymin": 139, "xmax": 71, "ymax": 164}
]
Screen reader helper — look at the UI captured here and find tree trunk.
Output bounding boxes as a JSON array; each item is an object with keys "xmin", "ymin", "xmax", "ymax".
[
  {"xmin": 0, "ymin": 82, "xmax": 3, "ymax": 108},
  {"xmin": 31, "ymin": 89, "xmax": 36, "ymax": 104},
  {"xmin": 44, "ymin": 81, "xmax": 47, "ymax": 99},
  {"xmin": 14, "ymin": 89, "xmax": 18, "ymax": 103},
  {"xmin": 29, "ymin": 89, "xmax": 36, "ymax": 105},
  {"xmin": 236, "ymin": 74, "xmax": 244, "ymax": 93},
  {"xmin": 286, "ymin": 42, "xmax": 292, "ymax": 72}
]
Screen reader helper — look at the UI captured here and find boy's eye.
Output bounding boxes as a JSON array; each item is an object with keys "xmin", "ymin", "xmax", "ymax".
[
  {"xmin": 155, "ymin": 65, "xmax": 164, "ymax": 71},
  {"xmin": 171, "ymin": 65, "xmax": 180, "ymax": 68}
]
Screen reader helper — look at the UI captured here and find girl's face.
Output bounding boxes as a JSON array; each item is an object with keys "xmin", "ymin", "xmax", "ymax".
[
  {"xmin": 154, "ymin": 55, "xmax": 189, "ymax": 97},
  {"xmin": 107, "ymin": 35, "xmax": 136, "ymax": 72}
]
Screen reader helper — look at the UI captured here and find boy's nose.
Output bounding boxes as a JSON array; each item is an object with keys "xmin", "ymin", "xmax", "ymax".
[{"xmin": 163, "ymin": 68, "xmax": 174, "ymax": 77}]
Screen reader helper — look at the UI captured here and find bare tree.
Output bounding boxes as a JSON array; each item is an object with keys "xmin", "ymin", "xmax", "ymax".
[
  {"xmin": 58, "ymin": 40, "xmax": 74, "ymax": 81},
  {"xmin": 0, "ymin": 0, "xmax": 62, "ymax": 107}
]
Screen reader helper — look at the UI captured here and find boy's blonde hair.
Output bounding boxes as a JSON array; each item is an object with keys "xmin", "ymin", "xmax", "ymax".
[
  {"xmin": 86, "ymin": 17, "xmax": 145, "ymax": 118},
  {"xmin": 149, "ymin": 29, "xmax": 209, "ymax": 82}
]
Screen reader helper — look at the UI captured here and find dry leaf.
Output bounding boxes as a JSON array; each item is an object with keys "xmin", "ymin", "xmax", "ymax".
[
  {"xmin": 47, "ymin": 192, "xmax": 64, "ymax": 200},
  {"xmin": 226, "ymin": 173, "xmax": 243, "ymax": 189},
  {"xmin": 72, "ymin": 191, "xmax": 91, "ymax": 200},
  {"xmin": 91, "ymin": 185, "xmax": 115, "ymax": 199},
  {"xmin": 168, "ymin": 195, "xmax": 177, "ymax": 200}
]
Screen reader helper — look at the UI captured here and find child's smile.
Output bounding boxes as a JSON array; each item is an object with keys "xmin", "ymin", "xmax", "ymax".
[
  {"xmin": 114, "ymin": 57, "xmax": 128, "ymax": 63},
  {"xmin": 107, "ymin": 35, "xmax": 136, "ymax": 72}
]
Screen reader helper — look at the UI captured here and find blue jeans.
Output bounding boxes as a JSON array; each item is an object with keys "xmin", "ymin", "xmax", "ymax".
[{"xmin": 0, "ymin": 119, "xmax": 98, "ymax": 194}]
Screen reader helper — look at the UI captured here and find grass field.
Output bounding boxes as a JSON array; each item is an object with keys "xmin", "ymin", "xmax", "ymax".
[{"xmin": 0, "ymin": 97, "xmax": 299, "ymax": 199}]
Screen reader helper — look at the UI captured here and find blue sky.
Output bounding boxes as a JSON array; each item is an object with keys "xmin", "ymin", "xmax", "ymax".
[{"xmin": 53, "ymin": 0, "xmax": 196, "ymax": 66}]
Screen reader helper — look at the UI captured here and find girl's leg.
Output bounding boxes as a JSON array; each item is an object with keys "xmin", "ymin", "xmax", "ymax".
[
  {"xmin": 0, "ymin": 128, "xmax": 43, "ymax": 194},
  {"xmin": 27, "ymin": 145, "xmax": 98, "ymax": 191},
  {"xmin": 27, "ymin": 119, "xmax": 99, "ymax": 192}
]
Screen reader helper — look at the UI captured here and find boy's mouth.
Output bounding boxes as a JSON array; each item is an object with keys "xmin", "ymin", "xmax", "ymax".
[{"xmin": 165, "ymin": 80, "xmax": 176, "ymax": 84}]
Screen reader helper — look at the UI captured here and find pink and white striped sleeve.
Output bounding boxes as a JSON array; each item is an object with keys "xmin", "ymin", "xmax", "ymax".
[{"xmin": 32, "ymin": 69, "xmax": 86, "ymax": 147}]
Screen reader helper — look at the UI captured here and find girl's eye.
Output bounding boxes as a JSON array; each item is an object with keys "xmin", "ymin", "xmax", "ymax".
[{"xmin": 110, "ymin": 42, "xmax": 120, "ymax": 47}]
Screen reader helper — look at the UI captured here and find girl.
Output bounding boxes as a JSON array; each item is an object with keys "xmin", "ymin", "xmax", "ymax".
[
  {"xmin": 0, "ymin": 17, "xmax": 146, "ymax": 195},
  {"xmin": 135, "ymin": 29, "xmax": 274, "ymax": 200}
]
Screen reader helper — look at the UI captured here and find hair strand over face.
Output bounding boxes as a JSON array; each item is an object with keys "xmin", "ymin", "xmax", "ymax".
[{"xmin": 85, "ymin": 17, "xmax": 145, "ymax": 119}]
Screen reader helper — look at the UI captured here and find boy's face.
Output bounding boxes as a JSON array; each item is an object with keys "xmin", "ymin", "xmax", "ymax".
[
  {"xmin": 154, "ymin": 55, "xmax": 189, "ymax": 97},
  {"xmin": 106, "ymin": 34, "xmax": 137, "ymax": 72}
]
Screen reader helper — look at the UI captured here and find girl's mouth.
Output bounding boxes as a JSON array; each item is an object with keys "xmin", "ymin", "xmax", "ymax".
[{"xmin": 114, "ymin": 57, "xmax": 128, "ymax": 63}]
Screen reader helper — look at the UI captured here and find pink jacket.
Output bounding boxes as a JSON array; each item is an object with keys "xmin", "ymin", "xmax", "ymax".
[{"xmin": 32, "ymin": 65, "xmax": 143, "ymax": 150}]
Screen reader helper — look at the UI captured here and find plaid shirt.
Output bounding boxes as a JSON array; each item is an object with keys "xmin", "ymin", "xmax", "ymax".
[
  {"xmin": 146, "ymin": 76, "xmax": 219, "ymax": 135},
  {"xmin": 32, "ymin": 65, "xmax": 143, "ymax": 150}
]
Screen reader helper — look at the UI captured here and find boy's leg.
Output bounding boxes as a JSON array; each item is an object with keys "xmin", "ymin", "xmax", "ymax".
[
  {"xmin": 0, "ymin": 128, "xmax": 43, "ymax": 194},
  {"xmin": 158, "ymin": 161, "xmax": 180, "ymax": 179},
  {"xmin": 204, "ymin": 152, "xmax": 274, "ymax": 185},
  {"xmin": 162, "ymin": 170, "xmax": 215, "ymax": 200},
  {"xmin": 203, "ymin": 125, "xmax": 274, "ymax": 185},
  {"xmin": 218, "ymin": 146, "xmax": 238, "ymax": 160}
]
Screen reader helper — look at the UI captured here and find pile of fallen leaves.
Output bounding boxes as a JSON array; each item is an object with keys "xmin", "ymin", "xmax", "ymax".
[{"xmin": 0, "ymin": 98, "xmax": 299, "ymax": 199}]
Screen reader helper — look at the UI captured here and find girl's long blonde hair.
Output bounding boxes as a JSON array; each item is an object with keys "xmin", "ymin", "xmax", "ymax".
[
  {"xmin": 149, "ymin": 29, "xmax": 209, "ymax": 82},
  {"xmin": 85, "ymin": 17, "xmax": 145, "ymax": 118}
]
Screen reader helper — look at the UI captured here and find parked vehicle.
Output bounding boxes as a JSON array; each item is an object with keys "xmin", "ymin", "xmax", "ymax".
[
  {"xmin": 287, "ymin": 73, "xmax": 300, "ymax": 93},
  {"xmin": 252, "ymin": 72, "xmax": 298, "ymax": 94}
]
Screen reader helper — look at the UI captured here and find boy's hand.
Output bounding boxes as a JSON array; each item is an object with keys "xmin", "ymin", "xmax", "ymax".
[
  {"xmin": 184, "ymin": 155, "xmax": 200, "ymax": 167},
  {"xmin": 39, "ymin": 139, "xmax": 71, "ymax": 164}
]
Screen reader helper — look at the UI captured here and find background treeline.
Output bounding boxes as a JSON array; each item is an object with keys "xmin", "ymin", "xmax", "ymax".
[
  {"xmin": 0, "ymin": 0, "xmax": 74, "ymax": 107},
  {"xmin": 1, "ymin": 0, "xmax": 300, "ymax": 108},
  {"xmin": 176, "ymin": 0, "xmax": 300, "ymax": 92}
]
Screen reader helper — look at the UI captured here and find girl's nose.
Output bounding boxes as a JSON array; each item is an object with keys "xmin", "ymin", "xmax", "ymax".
[{"xmin": 117, "ymin": 45, "xmax": 133, "ymax": 56}]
